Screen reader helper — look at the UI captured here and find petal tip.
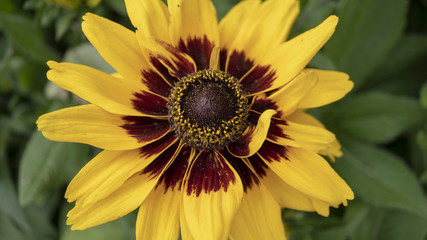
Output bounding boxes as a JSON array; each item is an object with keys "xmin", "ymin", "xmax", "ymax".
[
  {"xmin": 346, "ymin": 189, "xmax": 355, "ymax": 200},
  {"xmin": 82, "ymin": 12, "xmax": 96, "ymax": 21},
  {"xmin": 347, "ymin": 80, "xmax": 355, "ymax": 92},
  {"xmin": 46, "ymin": 69, "xmax": 56, "ymax": 81},
  {"xmin": 46, "ymin": 60, "xmax": 58, "ymax": 68},
  {"xmin": 328, "ymin": 15, "xmax": 339, "ymax": 24}
]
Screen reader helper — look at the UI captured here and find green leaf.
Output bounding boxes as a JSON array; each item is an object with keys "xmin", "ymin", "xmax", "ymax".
[
  {"xmin": 0, "ymin": 13, "xmax": 58, "ymax": 63},
  {"xmin": 311, "ymin": 202, "xmax": 368, "ymax": 240},
  {"xmin": 60, "ymin": 221, "xmax": 132, "ymax": 240},
  {"xmin": 23, "ymin": 0, "xmax": 45, "ymax": 9},
  {"xmin": 212, "ymin": 0, "xmax": 241, "ymax": 20},
  {"xmin": 0, "ymin": 211, "xmax": 27, "ymax": 240},
  {"xmin": 420, "ymin": 82, "xmax": 427, "ymax": 109},
  {"xmin": 19, "ymin": 131, "xmax": 89, "ymax": 206},
  {"xmin": 363, "ymin": 34, "xmax": 427, "ymax": 92},
  {"xmin": 8, "ymin": 102, "xmax": 41, "ymax": 134},
  {"xmin": 374, "ymin": 58, "xmax": 427, "ymax": 97},
  {"xmin": 0, "ymin": 0, "xmax": 14, "ymax": 12},
  {"xmin": 55, "ymin": 11, "xmax": 75, "ymax": 40},
  {"xmin": 0, "ymin": 118, "xmax": 8, "ymax": 157},
  {"xmin": 335, "ymin": 140, "xmax": 427, "ymax": 220},
  {"xmin": 9, "ymin": 56, "xmax": 48, "ymax": 94},
  {"xmin": 330, "ymin": 92, "xmax": 427, "ymax": 144},
  {"xmin": 324, "ymin": 0, "xmax": 408, "ymax": 87},
  {"xmin": 308, "ymin": 52, "xmax": 337, "ymax": 70},
  {"xmin": 104, "ymin": 0, "xmax": 127, "ymax": 16},
  {"xmin": 0, "ymin": 146, "xmax": 32, "ymax": 234},
  {"xmin": 287, "ymin": 200, "xmax": 370, "ymax": 240},
  {"xmin": 40, "ymin": 3, "xmax": 60, "ymax": 27},
  {"xmin": 413, "ymin": 129, "xmax": 427, "ymax": 184},
  {"xmin": 0, "ymin": 124, "xmax": 56, "ymax": 239},
  {"xmin": 0, "ymin": 39, "xmax": 13, "ymax": 92},
  {"xmin": 417, "ymin": 130, "xmax": 427, "ymax": 153},
  {"xmin": 352, "ymin": 207, "xmax": 427, "ymax": 240}
]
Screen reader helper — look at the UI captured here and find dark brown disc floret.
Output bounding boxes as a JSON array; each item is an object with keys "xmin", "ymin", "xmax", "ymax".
[{"xmin": 167, "ymin": 69, "xmax": 249, "ymax": 150}]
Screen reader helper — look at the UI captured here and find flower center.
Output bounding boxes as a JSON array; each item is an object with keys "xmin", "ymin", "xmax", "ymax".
[{"xmin": 168, "ymin": 69, "xmax": 249, "ymax": 150}]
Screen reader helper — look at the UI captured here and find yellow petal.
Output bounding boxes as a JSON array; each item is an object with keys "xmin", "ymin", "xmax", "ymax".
[
  {"xmin": 86, "ymin": 0, "xmax": 100, "ymax": 8},
  {"xmin": 37, "ymin": 105, "xmax": 141, "ymax": 150},
  {"xmin": 262, "ymin": 16, "xmax": 338, "ymax": 91},
  {"xmin": 270, "ymin": 120, "xmax": 336, "ymax": 153},
  {"xmin": 311, "ymin": 199, "xmax": 332, "ymax": 217},
  {"xmin": 261, "ymin": 168, "xmax": 314, "ymax": 211},
  {"xmin": 220, "ymin": 0, "xmax": 299, "ymax": 60},
  {"xmin": 47, "ymin": 61, "xmax": 143, "ymax": 116},
  {"xmin": 168, "ymin": 0, "xmax": 219, "ymax": 45},
  {"xmin": 136, "ymin": 144, "xmax": 194, "ymax": 239},
  {"xmin": 68, "ymin": 142, "xmax": 184, "ymax": 230},
  {"xmin": 82, "ymin": 13, "xmax": 149, "ymax": 90},
  {"xmin": 66, "ymin": 149, "xmax": 145, "ymax": 204},
  {"xmin": 286, "ymin": 111, "xmax": 343, "ymax": 161},
  {"xmin": 319, "ymin": 140, "xmax": 343, "ymax": 162},
  {"xmin": 268, "ymin": 71, "xmax": 318, "ymax": 117},
  {"xmin": 249, "ymin": 0, "xmax": 299, "ymax": 50},
  {"xmin": 219, "ymin": 0, "xmax": 260, "ymax": 61},
  {"xmin": 248, "ymin": 110, "xmax": 276, "ymax": 155},
  {"xmin": 141, "ymin": 38, "xmax": 196, "ymax": 78},
  {"xmin": 298, "ymin": 69, "xmax": 354, "ymax": 108},
  {"xmin": 209, "ymin": 46, "xmax": 221, "ymax": 70},
  {"xmin": 261, "ymin": 168, "xmax": 330, "ymax": 216},
  {"xmin": 182, "ymin": 151, "xmax": 243, "ymax": 240},
  {"xmin": 179, "ymin": 202, "xmax": 196, "ymax": 240},
  {"xmin": 262, "ymin": 147, "xmax": 354, "ymax": 206},
  {"xmin": 66, "ymin": 136, "xmax": 178, "ymax": 205},
  {"xmin": 125, "ymin": 0, "xmax": 170, "ymax": 43},
  {"xmin": 136, "ymin": 185, "xmax": 180, "ymax": 240},
  {"xmin": 67, "ymin": 173, "xmax": 157, "ymax": 230},
  {"xmin": 228, "ymin": 109, "xmax": 276, "ymax": 157},
  {"xmin": 230, "ymin": 184, "xmax": 286, "ymax": 240}
]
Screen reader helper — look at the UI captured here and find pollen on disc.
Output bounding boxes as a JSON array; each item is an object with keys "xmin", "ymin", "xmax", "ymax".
[{"xmin": 167, "ymin": 69, "xmax": 249, "ymax": 150}]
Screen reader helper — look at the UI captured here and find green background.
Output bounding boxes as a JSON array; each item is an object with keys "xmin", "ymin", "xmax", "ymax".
[{"xmin": 1, "ymin": 0, "xmax": 427, "ymax": 239}]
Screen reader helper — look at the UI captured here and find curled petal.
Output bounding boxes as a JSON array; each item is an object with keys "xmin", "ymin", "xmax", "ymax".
[{"xmin": 228, "ymin": 109, "xmax": 276, "ymax": 157}]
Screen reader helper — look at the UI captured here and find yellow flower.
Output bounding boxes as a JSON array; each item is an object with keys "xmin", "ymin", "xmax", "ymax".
[
  {"xmin": 37, "ymin": 0, "xmax": 354, "ymax": 239},
  {"xmin": 47, "ymin": 0, "xmax": 101, "ymax": 9}
]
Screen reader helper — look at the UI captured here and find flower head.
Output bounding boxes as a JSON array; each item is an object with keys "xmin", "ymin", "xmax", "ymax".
[{"xmin": 37, "ymin": 0, "xmax": 354, "ymax": 239}]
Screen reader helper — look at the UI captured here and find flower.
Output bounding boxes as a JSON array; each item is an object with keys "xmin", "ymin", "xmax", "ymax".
[
  {"xmin": 47, "ymin": 0, "xmax": 101, "ymax": 9},
  {"xmin": 37, "ymin": 0, "xmax": 354, "ymax": 239}
]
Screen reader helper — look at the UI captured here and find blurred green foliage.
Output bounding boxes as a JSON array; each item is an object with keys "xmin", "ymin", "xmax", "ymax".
[{"xmin": 0, "ymin": 0, "xmax": 426, "ymax": 239}]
